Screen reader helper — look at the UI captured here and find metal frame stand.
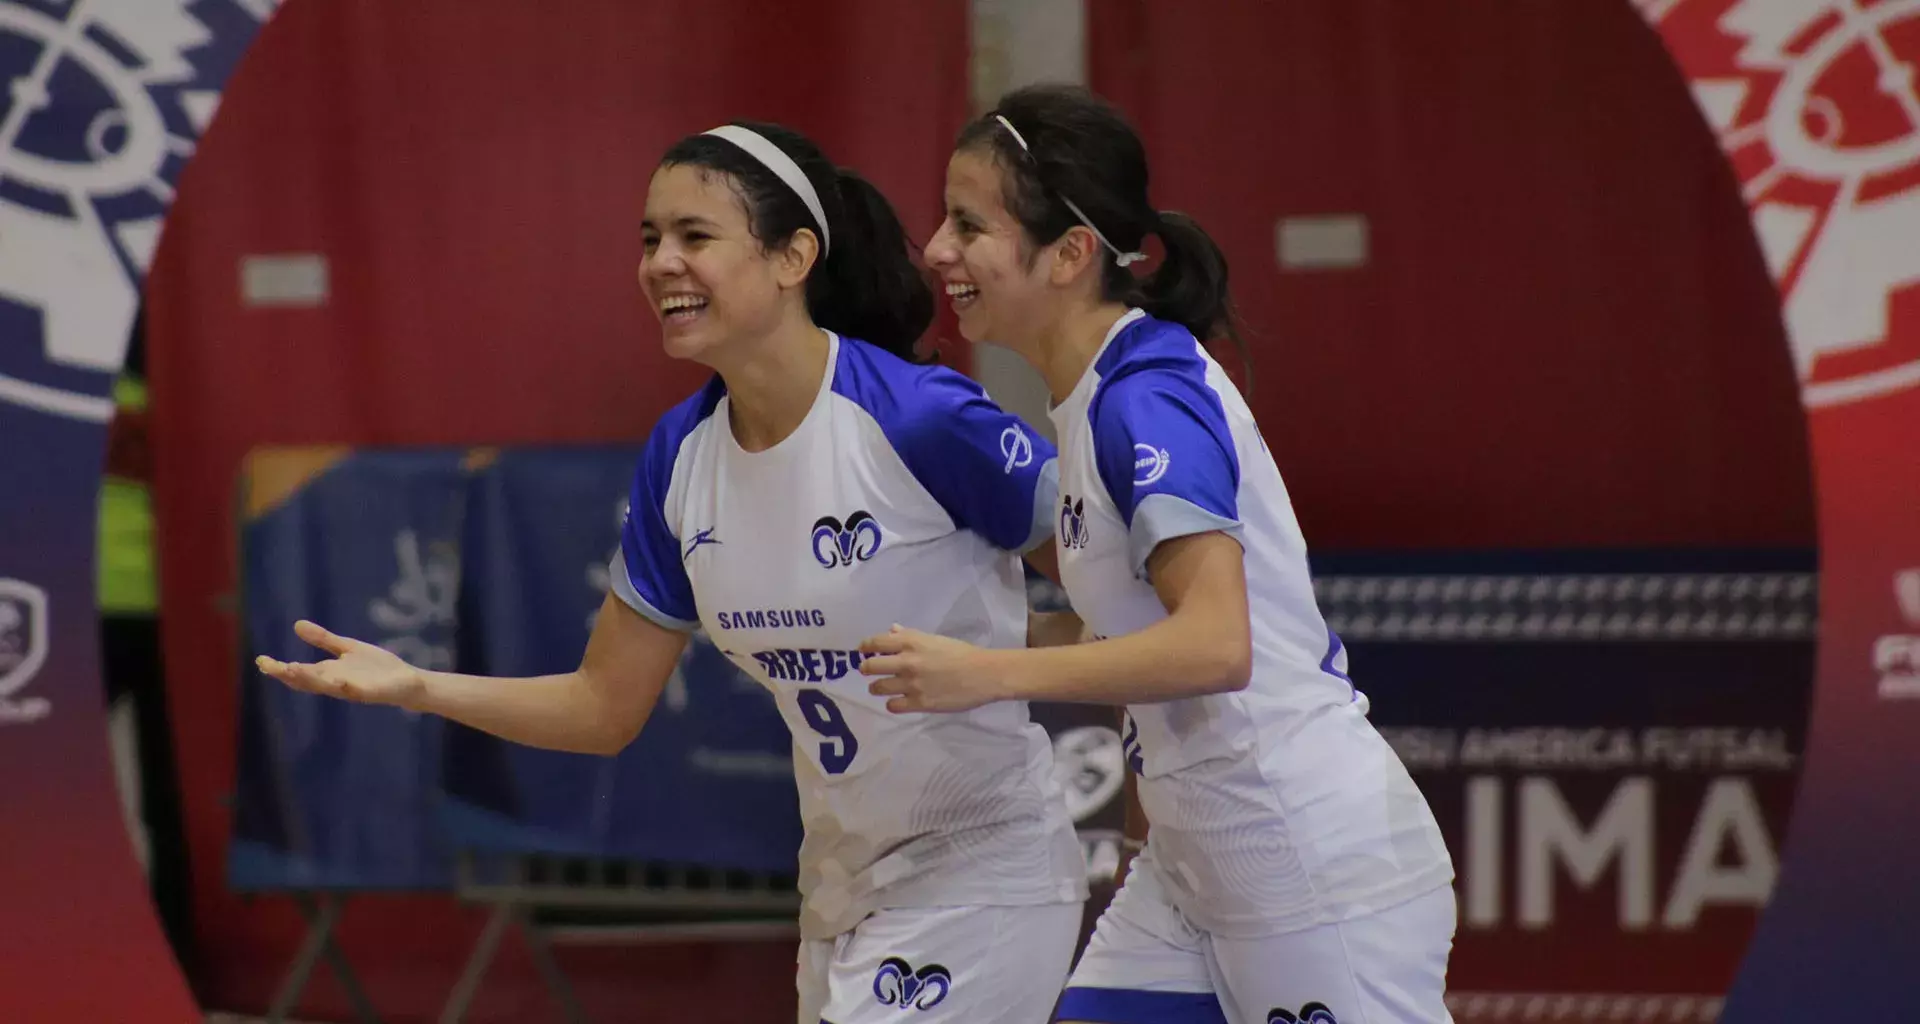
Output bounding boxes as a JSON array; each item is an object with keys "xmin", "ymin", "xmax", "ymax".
[
  {"xmin": 264, "ymin": 892, "xmax": 382, "ymax": 1024},
  {"xmin": 436, "ymin": 852, "xmax": 801, "ymax": 1024}
]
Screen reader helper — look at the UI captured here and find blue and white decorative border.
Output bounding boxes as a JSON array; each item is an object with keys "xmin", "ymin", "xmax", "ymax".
[{"xmin": 1314, "ymin": 573, "xmax": 1818, "ymax": 642}]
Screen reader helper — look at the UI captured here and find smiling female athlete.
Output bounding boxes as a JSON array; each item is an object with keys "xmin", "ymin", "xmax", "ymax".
[
  {"xmin": 857, "ymin": 85, "xmax": 1458, "ymax": 1024},
  {"xmin": 259, "ymin": 120, "xmax": 1089, "ymax": 1024}
]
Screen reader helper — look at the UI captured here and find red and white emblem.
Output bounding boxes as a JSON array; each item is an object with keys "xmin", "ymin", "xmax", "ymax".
[{"xmin": 1646, "ymin": 0, "xmax": 1920, "ymax": 407}]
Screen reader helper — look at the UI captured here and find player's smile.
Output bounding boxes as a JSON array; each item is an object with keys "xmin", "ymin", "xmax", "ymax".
[
  {"xmin": 944, "ymin": 280, "xmax": 981, "ymax": 312},
  {"xmin": 658, "ymin": 290, "xmax": 711, "ymax": 328}
]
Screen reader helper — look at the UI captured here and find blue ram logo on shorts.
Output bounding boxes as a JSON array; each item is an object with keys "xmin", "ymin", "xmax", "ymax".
[
  {"xmin": 873, "ymin": 956, "xmax": 951, "ymax": 1011},
  {"xmin": 813, "ymin": 511, "xmax": 883, "ymax": 568},
  {"xmin": 1268, "ymin": 1003, "xmax": 1338, "ymax": 1024}
]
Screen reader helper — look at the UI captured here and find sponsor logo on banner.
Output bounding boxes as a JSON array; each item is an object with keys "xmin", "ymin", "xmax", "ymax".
[
  {"xmin": 1877, "ymin": 568, "xmax": 1920, "ymax": 699},
  {"xmin": 0, "ymin": 578, "xmax": 51, "ymax": 724},
  {"xmin": 1429, "ymin": 727, "xmax": 1789, "ymax": 931},
  {"xmin": 1649, "ymin": 0, "xmax": 1920, "ymax": 408},
  {"xmin": 1315, "ymin": 561, "xmax": 1812, "ymax": 1022},
  {"xmin": 367, "ymin": 530, "xmax": 458, "ymax": 679},
  {"xmin": 1898, "ymin": 568, "xmax": 1920, "ymax": 622},
  {"xmin": 1051, "ymin": 724, "xmax": 1125, "ymax": 821},
  {"xmin": 0, "ymin": 0, "xmax": 270, "ymax": 420}
]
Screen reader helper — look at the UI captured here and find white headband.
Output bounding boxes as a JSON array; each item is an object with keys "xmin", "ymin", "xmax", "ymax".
[
  {"xmin": 702, "ymin": 124, "xmax": 831, "ymax": 258},
  {"xmin": 993, "ymin": 114, "xmax": 1147, "ymax": 267}
]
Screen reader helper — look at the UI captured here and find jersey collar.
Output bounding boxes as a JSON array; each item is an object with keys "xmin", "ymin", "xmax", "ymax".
[{"xmin": 1049, "ymin": 308, "xmax": 1147, "ymax": 422}]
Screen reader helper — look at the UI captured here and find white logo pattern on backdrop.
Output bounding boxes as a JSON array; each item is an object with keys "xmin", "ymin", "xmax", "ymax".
[
  {"xmin": 0, "ymin": 578, "xmax": 51, "ymax": 724},
  {"xmin": 0, "ymin": 0, "xmax": 278, "ymax": 420},
  {"xmin": 1644, "ymin": 0, "xmax": 1920, "ymax": 408}
]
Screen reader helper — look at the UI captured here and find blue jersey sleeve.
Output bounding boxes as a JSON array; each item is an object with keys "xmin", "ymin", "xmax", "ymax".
[
  {"xmin": 837, "ymin": 343, "xmax": 1060, "ymax": 553},
  {"xmin": 611, "ymin": 389, "xmax": 719, "ymax": 631},
  {"xmin": 1090, "ymin": 368, "xmax": 1243, "ymax": 578}
]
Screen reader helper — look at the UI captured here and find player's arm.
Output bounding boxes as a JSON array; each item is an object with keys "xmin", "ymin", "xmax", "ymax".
[
  {"xmin": 863, "ymin": 368, "xmax": 1252, "ymax": 708},
  {"xmin": 889, "ymin": 368, "xmax": 1080, "ymax": 638},
  {"xmin": 974, "ymin": 531, "xmax": 1251, "ymax": 702},
  {"xmin": 864, "ymin": 552, "xmax": 1249, "ymax": 702},
  {"xmin": 258, "ymin": 594, "xmax": 685, "ymax": 755},
  {"xmin": 1038, "ymin": 367, "xmax": 1254, "ymax": 701},
  {"xmin": 261, "ymin": 423, "xmax": 700, "ymax": 752},
  {"xmin": 865, "ymin": 543, "xmax": 1250, "ymax": 701},
  {"xmin": 415, "ymin": 593, "xmax": 683, "ymax": 752}
]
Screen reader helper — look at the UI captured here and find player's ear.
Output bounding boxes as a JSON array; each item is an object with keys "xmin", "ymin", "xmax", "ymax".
[
  {"xmin": 775, "ymin": 228, "xmax": 821, "ymax": 289},
  {"xmin": 1047, "ymin": 225, "xmax": 1099, "ymax": 287}
]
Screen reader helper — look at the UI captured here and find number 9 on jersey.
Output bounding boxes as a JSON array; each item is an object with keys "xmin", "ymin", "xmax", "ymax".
[{"xmin": 797, "ymin": 689, "xmax": 859, "ymax": 774}]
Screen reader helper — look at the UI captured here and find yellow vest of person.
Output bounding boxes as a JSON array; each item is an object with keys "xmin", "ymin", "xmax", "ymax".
[{"xmin": 98, "ymin": 375, "xmax": 158, "ymax": 616}]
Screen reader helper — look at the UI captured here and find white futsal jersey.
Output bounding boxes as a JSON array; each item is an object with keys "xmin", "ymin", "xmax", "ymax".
[
  {"xmin": 613, "ymin": 331, "xmax": 1087, "ymax": 940},
  {"xmin": 1051, "ymin": 310, "xmax": 1454, "ymax": 938}
]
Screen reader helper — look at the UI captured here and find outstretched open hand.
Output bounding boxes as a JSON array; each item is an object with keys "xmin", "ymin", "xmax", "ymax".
[{"xmin": 255, "ymin": 620, "xmax": 425, "ymax": 710}]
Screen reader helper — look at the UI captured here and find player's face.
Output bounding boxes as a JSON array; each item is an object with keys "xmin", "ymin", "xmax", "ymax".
[
  {"xmin": 925, "ymin": 148, "xmax": 1051, "ymax": 350},
  {"xmin": 638, "ymin": 163, "xmax": 786, "ymax": 363}
]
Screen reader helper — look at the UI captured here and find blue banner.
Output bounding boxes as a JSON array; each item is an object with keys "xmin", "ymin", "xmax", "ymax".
[
  {"xmin": 232, "ymin": 449, "xmax": 468, "ymax": 889},
  {"xmin": 442, "ymin": 446, "xmax": 800, "ymax": 872},
  {"xmin": 232, "ymin": 445, "xmax": 803, "ymax": 890},
  {"xmin": 1313, "ymin": 555, "xmax": 1816, "ymax": 1014}
]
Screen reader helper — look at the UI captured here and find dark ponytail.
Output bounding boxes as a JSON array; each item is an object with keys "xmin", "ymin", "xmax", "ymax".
[
  {"xmin": 957, "ymin": 84, "xmax": 1250, "ymax": 387},
  {"xmin": 659, "ymin": 122, "xmax": 934, "ymax": 362},
  {"xmin": 1141, "ymin": 210, "xmax": 1246, "ymax": 386},
  {"xmin": 809, "ymin": 169, "xmax": 935, "ymax": 361}
]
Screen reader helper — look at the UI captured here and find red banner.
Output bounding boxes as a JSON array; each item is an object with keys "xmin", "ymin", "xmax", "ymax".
[{"xmin": 1645, "ymin": 1, "xmax": 1920, "ymax": 1019}]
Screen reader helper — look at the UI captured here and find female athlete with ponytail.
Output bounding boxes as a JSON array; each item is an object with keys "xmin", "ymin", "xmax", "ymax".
[
  {"xmin": 260, "ymin": 121, "xmax": 1088, "ymax": 1024},
  {"xmin": 860, "ymin": 85, "xmax": 1458, "ymax": 1023}
]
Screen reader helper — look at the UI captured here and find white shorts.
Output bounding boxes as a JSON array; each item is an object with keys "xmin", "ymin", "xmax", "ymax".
[
  {"xmin": 1058, "ymin": 852, "xmax": 1456, "ymax": 1024},
  {"xmin": 797, "ymin": 901, "xmax": 1083, "ymax": 1024}
]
